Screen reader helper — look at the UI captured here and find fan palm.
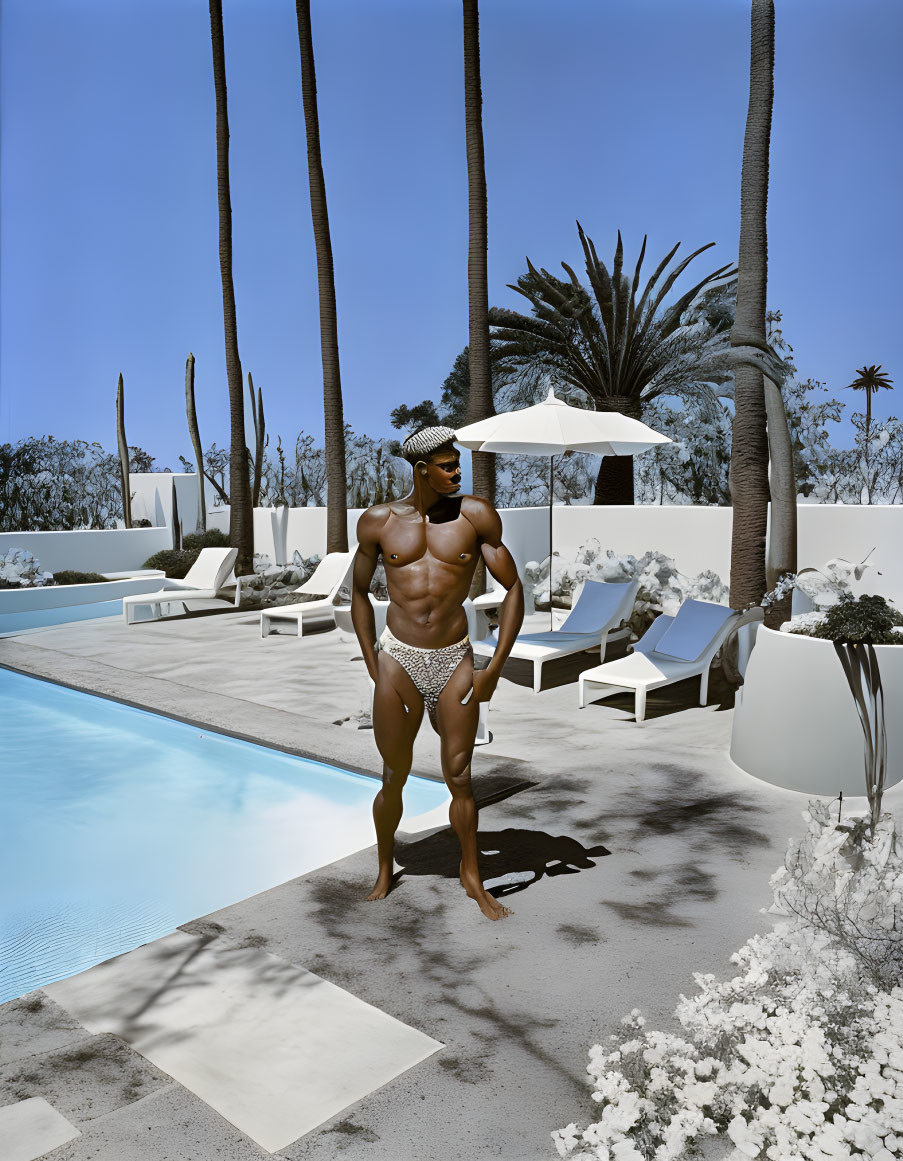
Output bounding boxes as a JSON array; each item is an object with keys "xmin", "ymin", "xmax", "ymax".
[
  {"xmin": 488, "ymin": 225, "xmax": 737, "ymax": 503},
  {"xmin": 845, "ymin": 364, "xmax": 894, "ymax": 443}
]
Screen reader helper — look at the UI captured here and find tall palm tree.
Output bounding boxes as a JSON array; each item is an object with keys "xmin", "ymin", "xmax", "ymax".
[
  {"xmin": 845, "ymin": 364, "xmax": 894, "ymax": 444},
  {"xmin": 295, "ymin": 0, "xmax": 348, "ymax": 553},
  {"xmin": 489, "ymin": 227, "xmax": 737, "ymax": 503},
  {"xmin": 209, "ymin": 0, "xmax": 253, "ymax": 576},
  {"xmin": 728, "ymin": 0, "xmax": 775, "ymax": 613},
  {"xmin": 462, "ymin": 0, "xmax": 494, "ymax": 502}
]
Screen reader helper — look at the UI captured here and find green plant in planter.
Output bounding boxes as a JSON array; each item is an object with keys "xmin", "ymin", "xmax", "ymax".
[
  {"xmin": 812, "ymin": 592, "xmax": 903, "ymax": 644},
  {"xmin": 809, "ymin": 594, "xmax": 902, "ymax": 835}
]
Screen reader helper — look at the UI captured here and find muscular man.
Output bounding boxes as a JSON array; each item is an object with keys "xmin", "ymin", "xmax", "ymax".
[{"xmin": 351, "ymin": 426, "xmax": 524, "ymax": 920}]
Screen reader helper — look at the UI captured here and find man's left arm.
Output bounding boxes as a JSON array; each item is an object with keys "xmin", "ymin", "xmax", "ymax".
[{"xmin": 466, "ymin": 499, "xmax": 524, "ymax": 703}]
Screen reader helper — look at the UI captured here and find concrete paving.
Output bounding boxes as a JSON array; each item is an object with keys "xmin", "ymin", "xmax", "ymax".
[
  {"xmin": 44, "ymin": 932, "xmax": 443, "ymax": 1152},
  {"xmin": 1, "ymin": 608, "xmax": 898, "ymax": 1160}
]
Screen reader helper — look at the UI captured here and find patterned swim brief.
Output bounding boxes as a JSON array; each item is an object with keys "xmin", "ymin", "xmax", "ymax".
[{"xmin": 378, "ymin": 627, "xmax": 472, "ymax": 726}]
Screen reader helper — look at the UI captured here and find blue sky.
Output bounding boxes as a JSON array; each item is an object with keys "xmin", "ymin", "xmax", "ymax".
[{"xmin": 2, "ymin": 0, "xmax": 901, "ymax": 471}]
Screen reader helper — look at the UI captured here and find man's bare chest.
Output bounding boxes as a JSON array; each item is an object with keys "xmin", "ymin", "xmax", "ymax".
[{"xmin": 379, "ymin": 510, "xmax": 480, "ymax": 571}]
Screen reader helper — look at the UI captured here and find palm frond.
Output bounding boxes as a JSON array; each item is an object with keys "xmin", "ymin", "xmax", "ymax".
[
  {"xmin": 577, "ymin": 222, "xmax": 615, "ymax": 338},
  {"xmin": 630, "ymin": 239, "xmax": 682, "ymax": 336}
]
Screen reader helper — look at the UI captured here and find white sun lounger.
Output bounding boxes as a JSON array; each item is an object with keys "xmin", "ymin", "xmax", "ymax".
[
  {"xmin": 471, "ymin": 582, "xmax": 509, "ymax": 613},
  {"xmin": 122, "ymin": 547, "xmax": 238, "ymax": 625},
  {"xmin": 472, "ymin": 578, "xmax": 639, "ymax": 694},
  {"xmin": 259, "ymin": 551, "xmax": 355, "ymax": 638},
  {"xmin": 577, "ymin": 598, "xmax": 742, "ymax": 723}
]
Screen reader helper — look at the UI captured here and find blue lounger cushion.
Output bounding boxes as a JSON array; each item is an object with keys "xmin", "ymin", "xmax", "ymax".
[{"xmin": 653, "ymin": 600, "xmax": 737, "ymax": 662}]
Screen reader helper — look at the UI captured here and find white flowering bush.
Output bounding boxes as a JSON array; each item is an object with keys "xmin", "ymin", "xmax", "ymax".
[
  {"xmin": 553, "ymin": 804, "xmax": 903, "ymax": 1161},
  {"xmin": 795, "ymin": 556, "xmax": 882, "ymax": 611},
  {"xmin": 0, "ymin": 548, "xmax": 54, "ymax": 588},
  {"xmin": 525, "ymin": 541, "xmax": 729, "ymax": 634},
  {"xmin": 771, "ymin": 800, "xmax": 903, "ymax": 992}
]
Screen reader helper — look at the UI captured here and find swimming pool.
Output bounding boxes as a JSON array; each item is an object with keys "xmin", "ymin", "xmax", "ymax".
[{"xmin": 0, "ymin": 668, "xmax": 448, "ymax": 1003}]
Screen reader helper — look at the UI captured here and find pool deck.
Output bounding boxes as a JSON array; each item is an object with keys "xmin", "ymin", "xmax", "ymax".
[{"xmin": 2, "ymin": 608, "xmax": 899, "ymax": 1160}]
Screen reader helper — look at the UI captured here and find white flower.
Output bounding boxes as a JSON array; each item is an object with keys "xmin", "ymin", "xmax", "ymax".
[{"xmin": 728, "ymin": 1115, "xmax": 764, "ymax": 1156}]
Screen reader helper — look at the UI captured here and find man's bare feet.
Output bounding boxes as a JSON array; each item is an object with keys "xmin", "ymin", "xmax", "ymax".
[
  {"xmin": 460, "ymin": 863, "xmax": 512, "ymax": 920},
  {"xmin": 366, "ymin": 868, "xmax": 394, "ymax": 901}
]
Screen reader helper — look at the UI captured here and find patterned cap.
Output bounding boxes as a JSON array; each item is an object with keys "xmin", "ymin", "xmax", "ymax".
[{"xmin": 401, "ymin": 425, "xmax": 458, "ymax": 461}]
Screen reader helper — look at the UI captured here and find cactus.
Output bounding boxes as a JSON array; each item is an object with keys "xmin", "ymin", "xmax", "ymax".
[
  {"xmin": 116, "ymin": 372, "xmax": 132, "ymax": 528},
  {"xmin": 247, "ymin": 372, "xmax": 266, "ymax": 507},
  {"xmin": 184, "ymin": 352, "xmax": 206, "ymax": 531}
]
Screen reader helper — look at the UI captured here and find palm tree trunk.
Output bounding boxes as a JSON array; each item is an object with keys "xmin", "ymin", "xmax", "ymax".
[
  {"xmin": 729, "ymin": 0, "xmax": 774, "ymax": 611},
  {"xmin": 763, "ymin": 375, "xmax": 796, "ymax": 621},
  {"xmin": 463, "ymin": 0, "xmax": 495, "ymax": 503},
  {"xmin": 592, "ymin": 395, "xmax": 639, "ymax": 504},
  {"xmin": 296, "ymin": 0, "xmax": 348, "ymax": 552},
  {"xmin": 184, "ymin": 353, "xmax": 207, "ymax": 532},
  {"xmin": 209, "ymin": 0, "xmax": 253, "ymax": 577},
  {"xmin": 593, "ymin": 457, "xmax": 634, "ymax": 505}
]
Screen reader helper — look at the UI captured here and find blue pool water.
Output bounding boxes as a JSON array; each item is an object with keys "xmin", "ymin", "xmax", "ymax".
[{"xmin": 0, "ymin": 669, "xmax": 448, "ymax": 1003}]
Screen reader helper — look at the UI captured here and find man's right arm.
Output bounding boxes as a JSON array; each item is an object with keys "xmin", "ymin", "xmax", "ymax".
[{"xmin": 350, "ymin": 509, "xmax": 385, "ymax": 682}]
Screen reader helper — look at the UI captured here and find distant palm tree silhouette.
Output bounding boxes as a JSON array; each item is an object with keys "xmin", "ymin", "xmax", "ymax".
[{"xmin": 845, "ymin": 364, "xmax": 894, "ymax": 444}]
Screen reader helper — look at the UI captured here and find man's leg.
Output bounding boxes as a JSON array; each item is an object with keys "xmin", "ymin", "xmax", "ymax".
[
  {"xmin": 434, "ymin": 654, "xmax": 511, "ymax": 920},
  {"xmin": 367, "ymin": 652, "xmax": 424, "ymax": 900}
]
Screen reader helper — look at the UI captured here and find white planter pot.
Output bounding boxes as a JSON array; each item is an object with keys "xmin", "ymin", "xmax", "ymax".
[{"xmin": 730, "ymin": 626, "xmax": 903, "ymax": 796}]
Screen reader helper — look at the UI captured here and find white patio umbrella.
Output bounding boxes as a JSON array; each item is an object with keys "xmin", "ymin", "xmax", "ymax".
[{"xmin": 455, "ymin": 389, "xmax": 671, "ymax": 625}]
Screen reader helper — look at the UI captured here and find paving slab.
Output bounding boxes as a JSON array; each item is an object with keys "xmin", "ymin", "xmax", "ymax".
[
  {"xmin": 0, "ymin": 992, "xmax": 92, "ymax": 1068},
  {"xmin": 0, "ymin": 1032, "xmax": 170, "ymax": 1125},
  {"xmin": 44, "ymin": 931, "xmax": 444, "ymax": 1153},
  {"xmin": 0, "ymin": 1096, "xmax": 80, "ymax": 1161},
  {"xmin": 45, "ymin": 1083, "xmax": 272, "ymax": 1161}
]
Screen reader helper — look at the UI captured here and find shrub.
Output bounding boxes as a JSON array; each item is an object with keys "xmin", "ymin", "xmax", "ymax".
[
  {"xmin": 181, "ymin": 528, "xmax": 230, "ymax": 551},
  {"xmin": 553, "ymin": 804, "xmax": 903, "ymax": 1161},
  {"xmin": 141, "ymin": 548, "xmax": 199, "ymax": 579},
  {"xmin": 0, "ymin": 548, "xmax": 53, "ymax": 587},
  {"xmin": 142, "ymin": 531, "xmax": 230, "ymax": 578},
  {"xmin": 811, "ymin": 592, "xmax": 903, "ymax": 646},
  {"xmin": 51, "ymin": 571, "xmax": 112, "ymax": 585}
]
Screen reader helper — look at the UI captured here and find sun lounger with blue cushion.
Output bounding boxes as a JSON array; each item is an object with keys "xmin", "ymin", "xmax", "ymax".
[
  {"xmin": 473, "ymin": 578, "xmax": 640, "ymax": 694},
  {"xmin": 577, "ymin": 598, "xmax": 743, "ymax": 722}
]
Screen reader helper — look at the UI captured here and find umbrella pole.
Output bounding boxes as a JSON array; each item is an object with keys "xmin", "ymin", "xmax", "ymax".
[{"xmin": 549, "ymin": 455, "xmax": 554, "ymax": 631}]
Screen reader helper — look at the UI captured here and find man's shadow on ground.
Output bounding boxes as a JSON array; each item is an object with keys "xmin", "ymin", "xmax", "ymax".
[{"xmin": 394, "ymin": 827, "xmax": 610, "ymax": 898}]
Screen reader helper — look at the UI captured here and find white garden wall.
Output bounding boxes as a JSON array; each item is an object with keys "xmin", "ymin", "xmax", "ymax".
[
  {"xmin": 0, "ymin": 528, "xmax": 172, "ymax": 573},
  {"xmin": 129, "ymin": 473, "xmax": 204, "ymax": 533},
  {"xmin": 8, "ymin": 501, "xmax": 901, "ymax": 604},
  {"xmin": 795, "ymin": 504, "xmax": 903, "ymax": 605},
  {"xmin": 549, "ymin": 505, "xmax": 735, "ymax": 579},
  {"xmin": 210, "ymin": 504, "xmax": 903, "ymax": 600}
]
